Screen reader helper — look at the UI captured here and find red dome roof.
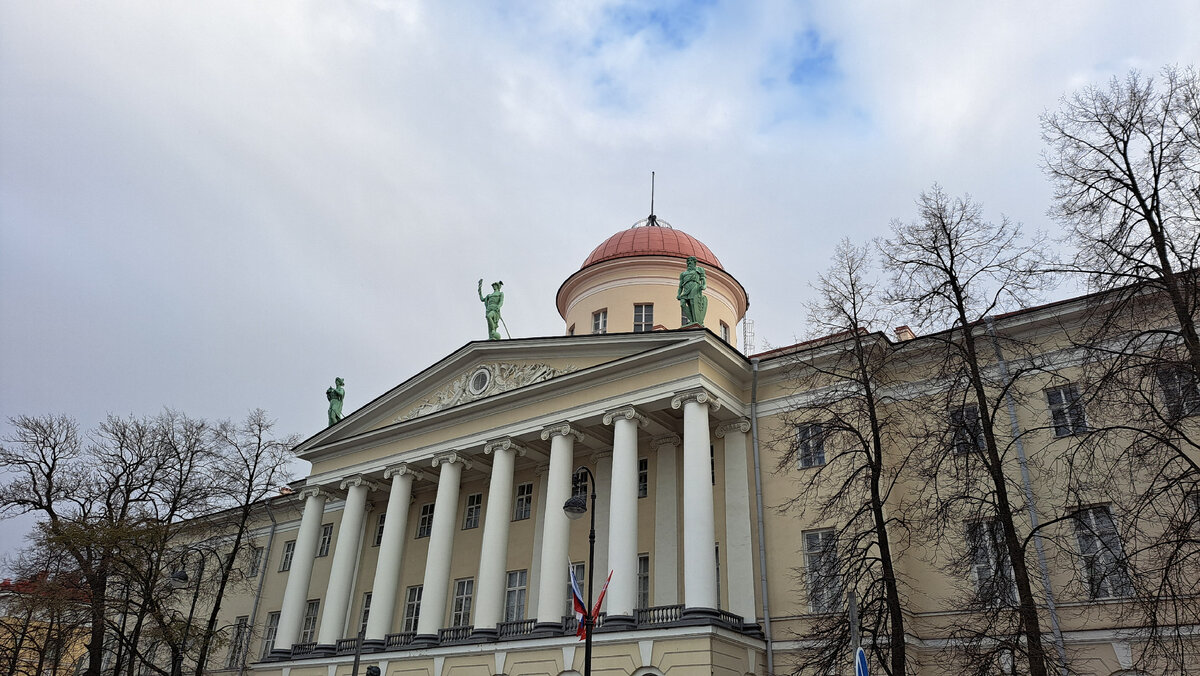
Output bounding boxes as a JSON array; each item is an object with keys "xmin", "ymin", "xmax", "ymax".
[{"xmin": 581, "ymin": 226, "xmax": 723, "ymax": 270}]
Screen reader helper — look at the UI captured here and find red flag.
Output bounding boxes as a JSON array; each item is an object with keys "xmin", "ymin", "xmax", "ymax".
[{"xmin": 591, "ymin": 570, "xmax": 614, "ymax": 622}]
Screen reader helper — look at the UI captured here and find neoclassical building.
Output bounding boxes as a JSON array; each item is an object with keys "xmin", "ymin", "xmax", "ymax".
[{"xmin": 199, "ymin": 220, "xmax": 1193, "ymax": 676}]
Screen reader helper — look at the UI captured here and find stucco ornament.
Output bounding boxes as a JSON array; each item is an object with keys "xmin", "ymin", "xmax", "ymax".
[{"xmin": 396, "ymin": 362, "xmax": 577, "ymax": 422}]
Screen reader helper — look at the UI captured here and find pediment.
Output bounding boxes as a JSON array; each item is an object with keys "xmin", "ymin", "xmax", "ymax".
[{"xmin": 392, "ymin": 359, "xmax": 582, "ymax": 423}]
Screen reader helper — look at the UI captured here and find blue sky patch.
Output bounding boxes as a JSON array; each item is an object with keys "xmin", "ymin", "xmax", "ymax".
[{"xmin": 602, "ymin": 0, "xmax": 717, "ymax": 51}]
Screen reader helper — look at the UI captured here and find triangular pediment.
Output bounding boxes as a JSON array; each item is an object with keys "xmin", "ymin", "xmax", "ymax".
[{"xmin": 294, "ymin": 331, "xmax": 707, "ymax": 456}]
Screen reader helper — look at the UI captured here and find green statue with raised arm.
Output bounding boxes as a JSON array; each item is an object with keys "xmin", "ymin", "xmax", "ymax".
[
  {"xmin": 677, "ymin": 256, "xmax": 708, "ymax": 326},
  {"xmin": 326, "ymin": 377, "xmax": 345, "ymax": 426},
  {"xmin": 478, "ymin": 279, "xmax": 505, "ymax": 340}
]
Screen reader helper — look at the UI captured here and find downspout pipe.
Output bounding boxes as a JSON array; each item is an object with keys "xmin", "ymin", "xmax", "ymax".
[
  {"xmin": 241, "ymin": 499, "xmax": 278, "ymax": 676},
  {"xmin": 984, "ymin": 317, "xmax": 1068, "ymax": 675},
  {"xmin": 750, "ymin": 357, "xmax": 774, "ymax": 675}
]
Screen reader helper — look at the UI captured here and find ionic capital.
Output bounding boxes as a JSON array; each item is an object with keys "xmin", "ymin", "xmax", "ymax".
[
  {"xmin": 296, "ymin": 485, "xmax": 333, "ymax": 502},
  {"xmin": 714, "ymin": 419, "xmax": 752, "ymax": 438},
  {"xmin": 540, "ymin": 422, "xmax": 584, "ymax": 443},
  {"xmin": 484, "ymin": 437, "xmax": 528, "ymax": 457},
  {"xmin": 339, "ymin": 475, "xmax": 382, "ymax": 492},
  {"xmin": 432, "ymin": 451, "xmax": 473, "ymax": 470},
  {"xmin": 670, "ymin": 387, "xmax": 721, "ymax": 413},
  {"xmin": 651, "ymin": 434, "xmax": 682, "ymax": 451},
  {"xmin": 602, "ymin": 405, "xmax": 648, "ymax": 428},
  {"xmin": 383, "ymin": 463, "xmax": 431, "ymax": 482}
]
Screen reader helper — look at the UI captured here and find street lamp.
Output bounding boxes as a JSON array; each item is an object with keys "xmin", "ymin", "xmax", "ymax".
[
  {"xmin": 170, "ymin": 548, "xmax": 206, "ymax": 676},
  {"xmin": 563, "ymin": 466, "xmax": 597, "ymax": 676}
]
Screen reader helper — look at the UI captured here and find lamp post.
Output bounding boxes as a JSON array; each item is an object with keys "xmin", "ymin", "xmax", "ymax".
[
  {"xmin": 563, "ymin": 466, "xmax": 597, "ymax": 676},
  {"xmin": 170, "ymin": 548, "xmax": 207, "ymax": 676}
]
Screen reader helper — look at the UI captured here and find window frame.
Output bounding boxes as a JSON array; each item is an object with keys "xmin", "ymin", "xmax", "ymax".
[
  {"xmin": 504, "ymin": 569, "xmax": 528, "ymax": 622},
  {"xmin": 804, "ymin": 528, "xmax": 841, "ymax": 614},
  {"xmin": 463, "ymin": 493, "xmax": 483, "ymax": 530},
  {"xmin": 592, "ymin": 309, "xmax": 608, "ymax": 335},
  {"xmin": 1072, "ymin": 505, "xmax": 1133, "ymax": 600},
  {"xmin": 965, "ymin": 519, "xmax": 1016, "ymax": 604},
  {"xmin": 260, "ymin": 611, "xmax": 281, "ymax": 659},
  {"xmin": 637, "ymin": 458, "xmax": 649, "ymax": 498},
  {"xmin": 633, "ymin": 303, "xmax": 654, "ymax": 332},
  {"xmin": 512, "ymin": 482, "xmax": 533, "ymax": 521},
  {"xmin": 571, "ymin": 467, "xmax": 589, "ymax": 498},
  {"xmin": 359, "ymin": 592, "xmax": 372, "ymax": 636},
  {"xmin": 300, "ymin": 599, "xmax": 320, "ymax": 644},
  {"xmin": 227, "ymin": 615, "xmax": 249, "ymax": 668},
  {"xmin": 279, "ymin": 540, "xmax": 296, "ymax": 572},
  {"xmin": 402, "ymin": 585, "xmax": 423, "ymax": 633},
  {"xmin": 1045, "ymin": 383, "xmax": 1087, "ymax": 437},
  {"xmin": 1158, "ymin": 365, "xmax": 1200, "ymax": 420},
  {"xmin": 316, "ymin": 523, "xmax": 334, "ymax": 557},
  {"xmin": 416, "ymin": 503, "xmax": 435, "ymax": 539},
  {"xmin": 248, "ymin": 546, "xmax": 264, "ymax": 578},
  {"xmin": 636, "ymin": 553, "xmax": 650, "ymax": 610},
  {"xmin": 950, "ymin": 403, "xmax": 986, "ymax": 454},
  {"xmin": 720, "ymin": 321, "xmax": 730, "ymax": 342},
  {"xmin": 373, "ymin": 513, "xmax": 386, "ymax": 547},
  {"xmin": 797, "ymin": 423, "xmax": 827, "ymax": 468},
  {"xmin": 451, "ymin": 578, "xmax": 474, "ymax": 627},
  {"xmin": 566, "ymin": 561, "xmax": 586, "ymax": 617}
]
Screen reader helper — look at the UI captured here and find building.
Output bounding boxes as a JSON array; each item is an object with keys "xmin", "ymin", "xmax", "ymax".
[{"xmin": 195, "ymin": 219, "xmax": 1195, "ymax": 676}]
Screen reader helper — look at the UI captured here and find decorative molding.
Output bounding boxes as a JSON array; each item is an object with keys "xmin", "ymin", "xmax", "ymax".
[
  {"xmin": 540, "ymin": 422, "xmax": 584, "ymax": 443},
  {"xmin": 383, "ymin": 463, "xmax": 433, "ymax": 483},
  {"xmin": 714, "ymin": 419, "xmax": 751, "ymax": 438},
  {"xmin": 670, "ymin": 387, "xmax": 721, "ymax": 413},
  {"xmin": 296, "ymin": 486, "xmax": 332, "ymax": 501},
  {"xmin": 395, "ymin": 362, "xmax": 579, "ymax": 422},
  {"xmin": 339, "ymin": 475, "xmax": 382, "ymax": 492},
  {"xmin": 602, "ymin": 405, "xmax": 649, "ymax": 427},
  {"xmin": 431, "ymin": 452, "xmax": 473, "ymax": 470},
  {"xmin": 483, "ymin": 437, "xmax": 528, "ymax": 457},
  {"xmin": 651, "ymin": 434, "xmax": 681, "ymax": 450}
]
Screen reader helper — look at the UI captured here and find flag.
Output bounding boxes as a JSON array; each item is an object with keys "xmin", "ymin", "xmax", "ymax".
[
  {"xmin": 591, "ymin": 570, "xmax": 613, "ymax": 620},
  {"xmin": 569, "ymin": 564, "xmax": 587, "ymax": 640}
]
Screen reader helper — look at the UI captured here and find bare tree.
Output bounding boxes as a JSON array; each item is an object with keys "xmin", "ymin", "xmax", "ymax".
[
  {"xmin": 0, "ymin": 546, "xmax": 91, "ymax": 676},
  {"xmin": 881, "ymin": 186, "xmax": 1059, "ymax": 676},
  {"xmin": 775, "ymin": 240, "xmax": 913, "ymax": 676}
]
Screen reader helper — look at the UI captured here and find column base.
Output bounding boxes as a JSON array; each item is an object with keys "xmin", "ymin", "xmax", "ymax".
[
  {"xmin": 529, "ymin": 621, "xmax": 565, "ymax": 638},
  {"xmin": 471, "ymin": 627, "xmax": 499, "ymax": 641},
  {"xmin": 409, "ymin": 633, "xmax": 439, "ymax": 648},
  {"xmin": 310, "ymin": 644, "xmax": 336, "ymax": 656},
  {"xmin": 597, "ymin": 614, "xmax": 635, "ymax": 631},
  {"xmin": 267, "ymin": 648, "xmax": 293, "ymax": 662},
  {"xmin": 362, "ymin": 638, "xmax": 386, "ymax": 652},
  {"xmin": 679, "ymin": 606, "xmax": 721, "ymax": 624}
]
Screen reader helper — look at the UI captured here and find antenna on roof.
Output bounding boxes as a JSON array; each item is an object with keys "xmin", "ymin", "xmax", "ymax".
[{"xmin": 647, "ymin": 171, "xmax": 658, "ymax": 227}]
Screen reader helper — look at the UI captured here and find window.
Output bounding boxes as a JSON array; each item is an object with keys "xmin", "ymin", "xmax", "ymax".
[
  {"xmin": 797, "ymin": 423, "xmax": 826, "ymax": 468},
  {"xmin": 966, "ymin": 520, "xmax": 1015, "ymax": 604},
  {"xmin": 637, "ymin": 458, "xmax": 649, "ymax": 498},
  {"xmin": 513, "ymin": 483, "xmax": 533, "ymax": 521},
  {"xmin": 710, "ymin": 444, "xmax": 716, "ymax": 485},
  {"xmin": 566, "ymin": 561, "xmax": 586, "ymax": 616},
  {"xmin": 592, "ymin": 309, "xmax": 608, "ymax": 334},
  {"xmin": 715, "ymin": 543, "xmax": 721, "ymax": 610},
  {"xmin": 1045, "ymin": 383, "xmax": 1087, "ymax": 436},
  {"xmin": 300, "ymin": 600, "xmax": 320, "ymax": 643},
  {"xmin": 451, "ymin": 578, "xmax": 474, "ymax": 627},
  {"xmin": 227, "ymin": 616, "xmax": 249, "ymax": 668},
  {"xmin": 1073, "ymin": 506, "xmax": 1132, "ymax": 599},
  {"xmin": 359, "ymin": 592, "xmax": 372, "ymax": 636},
  {"xmin": 373, "ymin": 513, "xmax": 386, "ymax": 546},
  {"xmin": 804, "ymin": 529, "xmax": 841, "ymax": 613},
  {"xmin": 636, "ymin": 554, "xmax": 650, "ymax": 609},
  {"xmin": 633, "ymin": 304, "xmax": 654, "ymax": 332},
  {"xmin": 504, "ymin": 570, "xmax": 528, "ymax": 622},
  {"xmin": 1158, "ymin": 366, "xmax": 1200, "ymax": 419},
  {"xmin": 463, "ymin": 493, "xmax": 482, "ymax": 530},
  {"xmin": 951, "ymin": 404, "xmax": 985, "ymax": 454},
  {"xmin": 279, "ymin": 541, "xmax": 296, "ymax": 572},
  {"xmin": 416, "ymin": 503, "xmax": 434, "ymax": 538},
  {"xmin": 260, "ymin": 612, "xmax": 280, "ymax": 659},
  {"xmin": 402, "ymin": 586, "xmax": 423, "ymax": 633},
  {"xmin": 720, "ymin": 321, "xmax": 730, "ymax": 342},
  {"xmin": 248, "ymin": 546, "xmax": 264, "ymax": 577},
  {"xmin": 572, "ymin": 468, "xmax": 589, "ymax": 498},
  {"xmin": 317, "ymin": 523, "xmax": 334, "ymax": 557}
]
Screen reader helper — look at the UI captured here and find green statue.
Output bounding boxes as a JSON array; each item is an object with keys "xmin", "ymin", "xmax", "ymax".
[
  {"xmin": 326, "ymin": 377, "xmax": 345, "ymax": 426},
  {"xmin": 478, "ymin": 279, "xmax": 505, "ymax": 340},
  {"xmin": 677, "ymin": 256, "xmax": 708, "ymax": 326}
]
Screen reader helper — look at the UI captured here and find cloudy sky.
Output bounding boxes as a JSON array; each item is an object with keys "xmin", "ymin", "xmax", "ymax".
[{"xmin": 2, "ymin": 1, "xmax": 1200, "ymax": 542}]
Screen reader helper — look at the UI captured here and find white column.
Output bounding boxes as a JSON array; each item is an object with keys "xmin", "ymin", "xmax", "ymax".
[
  {"xmin": 717, "ymin": 419, "xmax": 756, "ymax": 622},
  {"xmin": 602, "ymin": 405, "xmax": 646, "ymax": 623},
  {"xmin": 651, "ymin": 435, "xmax": 680, "ymax": 606},
  {"xmin": 416, "ymin": 452, "xmax": 470, "ymax": 638},
  {"xmin": 527, "ymin": 467, "xmax": 549, "ymax": 615},
  {"xmin": 535, "ymin": 423, "xmax": 581, "ymax": 627},
  {"xmin": 365, "ymin": 465, "xmax": 420, "ymax": 643},
  {"xmin": 591, "ymin": 451, "xmax": 611, "ymax": 589},
  {"xmin": 474, "ymin": 439, "xmax": 524, "ymax": 633},
  {"xmin": 274, "ymin": 487, "xmax": 329, "ymax": 653},
  {"xmin": 672, "ymin": 388, "xmax": 720, "ymax": 611},
  {"xmin": 317, "ymin": 476, "xmax": 376, "ymax": 647}
]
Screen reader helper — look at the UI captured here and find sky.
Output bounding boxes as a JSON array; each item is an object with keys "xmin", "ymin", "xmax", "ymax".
[{"xmin": 2, "ymin": 1, "xmax": 1200, "ymax": 549}]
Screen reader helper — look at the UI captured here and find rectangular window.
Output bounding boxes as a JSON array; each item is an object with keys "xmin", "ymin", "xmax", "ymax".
[
  {"xmin": 513, "ymin": 483, "xmax": 533, "ymax": 521},
  {"xmin": 279, "ymin": 540, "xmax": 296, "ymax": 572},
  {"xmin": 1045, "ymin": 384, "xmax": 1087, "ymax": 436},
  {"xmin": 1073, "ymin": 506, "xmax": 1132, "ymax": 599},
  {"xmin": 592, "ymin": 309, "xmax": 608, "ymax": 334},
  {"xmin": 1158, "ymin": 366, "xmax": 1200, "ymax": 419},
  {"xmin": 804, "ymin": 529, "xmax": 841, "ymax": 614},
  {"xmin": 710, "ymin": 444, "xmax": 716, "ymax": 485},
  {"xmin": 720, "ymin": 321, "xmax": 730, "ymax": 342},
  {"xmin": 715, "ymin": 543, "xmax": 722, "ymax": 610},
  {"xmin": 300, "ymin": 600, "xmax": 320, "ymax": 643},
  {"xmin": 416, "ymin": 503, "xmax": 434, "ymax": 538},
  {"xmin": 260, "ymin": 612, "xmax": 280, "ymax": 659},
  {"xmin": 451, "ymin": 578, "xmax": 474, "ymax": 627},
  {"xmin": 797, "ymin": 423, "xmax": 826, "ymax": 468},
  {"xmin": 463, "ymin": 493, "xmax": 483, "ymax": 530},
  {"xmin": 504, "ymin": 570, "xmax": 528, "ymax": 622},
  {"xmin": 316, "ymin": 523, "xmax": 334, "ymax": 557},
  {"xmin": 373, "ymin": 513, "xmax": 386, "ymax": 546},
  {"xmin": 402, "ymin": 586, "xmax": 423, "ymax": 633},
  {"xmin": 951, "ymin": 404, "xmax": 985, "ymax": 454},
  {"xmin": 248, "ymin": 546, "xmax": 264, "ymax": 578},
  {"xmin": 633, "ymin": 303, "xmax": 654, "ymax": 332},
  {"xmin": 566, "ymin": 561, "xmax": 586, "ymax": 616},
  {"xmin": 636, "ymin": 554, "xmax": 650, "ymax": 609},
  {"xmin": 637, "ymin": 458, "xmax": 649, "ymax": 498},
  {"xmin": 572, "ymin": 468, "xmax": 589, "ymax": 498},
  {"xmin": 227, "ymin": 616, "xmax": 249, "ymax": 668},
  {"xmin": 359, "ymin": 592, "xmax": 372, "ymax": 636},
  {"xmin": 966, "ymin": 520, "xmax": 1015, "ymax": 604}
]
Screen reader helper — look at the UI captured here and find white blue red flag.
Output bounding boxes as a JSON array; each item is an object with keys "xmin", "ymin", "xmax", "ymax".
[{"xmin": 569, "ymin": 564, "xmax": 587, "ymax": 639}]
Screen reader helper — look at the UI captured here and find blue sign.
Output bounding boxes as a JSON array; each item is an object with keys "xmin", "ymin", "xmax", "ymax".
[{"xmin": 854, "ymin": 647, "xmax": 868, "ymax": 676}]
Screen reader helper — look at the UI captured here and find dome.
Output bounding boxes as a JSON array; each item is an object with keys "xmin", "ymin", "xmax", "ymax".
[{"xmin": 580, "ymin": 225, "xmax": 724, "ymax": 271}]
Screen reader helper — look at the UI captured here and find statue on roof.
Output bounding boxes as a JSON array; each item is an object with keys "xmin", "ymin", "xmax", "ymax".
[
  {"xmin": 326, "ymin": 377, "xmax": 345, "ymax": 427},
  {"xmin": 478, "ymin": 279, "xmax": 505, "ymax": 340},
  {"xmin": 677, "ymin": 256, "xmax": 708, "ymax": 326}
]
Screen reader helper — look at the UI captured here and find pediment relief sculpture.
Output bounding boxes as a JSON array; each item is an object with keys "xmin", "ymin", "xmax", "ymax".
[{"xmin": 395, "ymin": 362, "xmax": 577, "ymax": 422}]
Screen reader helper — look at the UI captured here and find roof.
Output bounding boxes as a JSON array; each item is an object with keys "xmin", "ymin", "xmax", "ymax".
[{"xmin": 580, "ymin": 225, "xmax": 723, "ymax": 271}]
